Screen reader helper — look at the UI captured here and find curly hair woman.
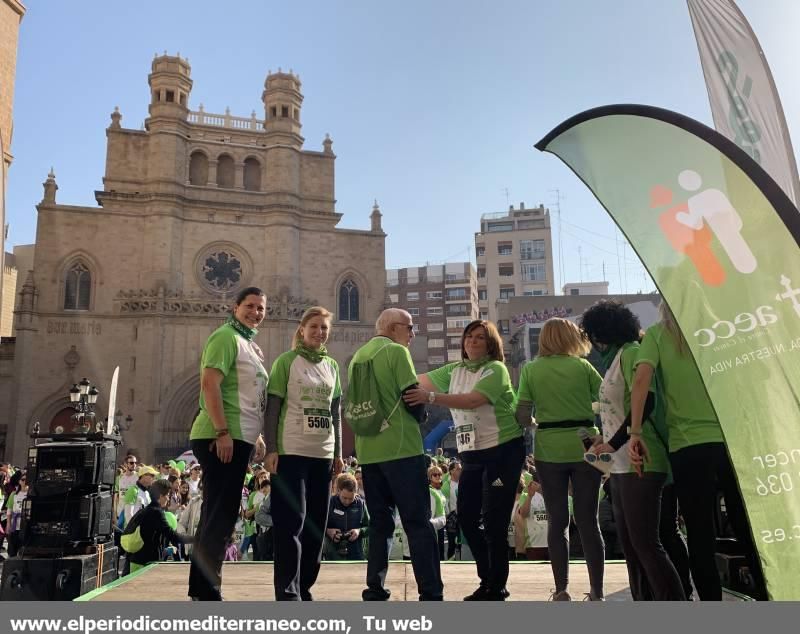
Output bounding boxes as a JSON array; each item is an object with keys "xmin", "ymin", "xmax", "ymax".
[{"xmin": 581, "ymin": 300, "xmax": 686, "ymax": 601}]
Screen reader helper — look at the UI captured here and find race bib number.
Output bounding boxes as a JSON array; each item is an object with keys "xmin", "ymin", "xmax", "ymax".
[
  {"xmin": 303, "ymin": 408, "xmax": 332, "ymax": 435},
  {"xmin": 456, "ymin": 424, "xmax": 475, "ymax": 452}
]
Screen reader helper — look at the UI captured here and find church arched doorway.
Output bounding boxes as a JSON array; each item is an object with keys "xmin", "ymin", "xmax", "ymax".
[
  {"xmin": 49, "ymin": 407, "xmax": 78, "ymax": 433},
  {"xmin": 155, "ymin": 372, "xmax": 201, "ymax": 464}
]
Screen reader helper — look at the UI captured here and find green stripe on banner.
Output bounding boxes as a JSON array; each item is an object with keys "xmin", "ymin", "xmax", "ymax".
[{"xmin": 537, "ymin": 104, "xmax": 800, "ymax": 600}]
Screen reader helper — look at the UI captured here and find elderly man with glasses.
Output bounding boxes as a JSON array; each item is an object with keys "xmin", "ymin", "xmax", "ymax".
[{"xmin": 347, "ymin": 308, "xmax": 443, "ymax": 602}]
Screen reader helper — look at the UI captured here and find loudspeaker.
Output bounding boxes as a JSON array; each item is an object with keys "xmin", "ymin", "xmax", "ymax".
[
  {"xmin": 0, "ymin": 546, "xmax": 118, "ymax": 601},
  {"xmin": 27, "ymin": 441, "xmax": 117, "ymax": 496},
  {"xmin": 22, "ymin": 490, "xmax": 113, "ymax": 549}
]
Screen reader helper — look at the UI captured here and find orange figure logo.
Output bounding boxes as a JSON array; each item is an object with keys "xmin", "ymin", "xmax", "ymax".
[{"xmin": 651, "ymin": 183, "xmax": 726, "ymax": 286}]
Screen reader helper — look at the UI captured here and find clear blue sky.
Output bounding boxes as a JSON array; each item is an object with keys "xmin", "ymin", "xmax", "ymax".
[{"xmin": 6, "ymin": 0, "xmax": 799, "ymax": 294}]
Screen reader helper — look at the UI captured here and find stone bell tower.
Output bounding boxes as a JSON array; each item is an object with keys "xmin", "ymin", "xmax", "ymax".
[
  {"xmin": 147, "ymin": 52, "xmax": 193, "ymax": 120},
  {"xmin": 262, "ymin": 69, "xmax": 303, "ymax": 148}
]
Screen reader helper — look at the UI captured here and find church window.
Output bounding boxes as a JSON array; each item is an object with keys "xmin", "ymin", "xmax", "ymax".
[
  {"xmin": 179, "ymin": 93, "xmax": 186, "ymax": 106},
  {"xmin": 64, "ymin": 262, "xmax": 91, "ymax": 311},
  {"xmin": 270, "ymin": 106, "xmax": 277, "ymax": 119},
  {"xmin": 217, "ymin": 154, "xmax": 235, "ymax": 188},
  {"xmin": 166, "ymin": 90, "xmax": 175, "ymax": 103},
  {"xmin": 202, "ymin": 251, "xmax": 243, "ymax": 293},
  {"xmin": 189, "ymin": 151, "xmax": 208, "ymax": 186},
  {"xmin": 281, "ymin": 105, "xmax": 289, "ymax": 118},
  {"xmin": 338, "ymin": 279, "xmax": 360, "ymax": 322},
  {"xmin": 243, "ymin": 158, "xmax": 261, "ymax": 191}
]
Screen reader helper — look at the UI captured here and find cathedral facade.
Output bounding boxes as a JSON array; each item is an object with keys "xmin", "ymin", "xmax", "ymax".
[{"xmin": 3, "ymin": 54, "xmax": 386, "ymax": 464}]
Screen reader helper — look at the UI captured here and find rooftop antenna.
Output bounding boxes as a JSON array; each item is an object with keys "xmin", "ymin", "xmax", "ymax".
[
  {"xmin": 622, "ymin": 240, "xmax": 629, "ymax": 294},
  {"xmin": 549, "ymin": 189, "xmax": 565, "ymax": 294}
]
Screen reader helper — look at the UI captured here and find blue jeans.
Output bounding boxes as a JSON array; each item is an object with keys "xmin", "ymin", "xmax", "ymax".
[
  {"xmin": 240, "ymin": 534, "xmax": 254, "ymax": 560},
  {"xmin": 362, "ymin": 455, "xmax": 443, "ymax": 600}
]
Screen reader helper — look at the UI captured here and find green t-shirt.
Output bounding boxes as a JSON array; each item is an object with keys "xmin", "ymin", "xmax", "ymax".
[
  {"xmin": 190, "ymin": 323, "xmax": 268, "ymax": 445},
  {"xmin": 617, "ymin": 343, "xmax": 669, "ymax": 474},
  {"xmin": 430, "ymin": 486, "xmax": 447, "ymax": 517},
  {"xmin": 427, "ymin": 360, "xmax": 522, "ymax": 453},
  {"xmin": 636, "ymin": 323, "xmax": 724, "ymax": 452},
  {"xmin": 350, "ymin": 337, "xmax": 423, "ymax": 465},
  {"xmin": 244, "ymin": 490, "xmax": 265, "ymax": 538},
  {"xmin": 268, "ymin": 351, "xmax": 341, "ymax": 459},
  {"xmin": 518, "ymin": 355, "xmax": 601, "ymax": 463}
]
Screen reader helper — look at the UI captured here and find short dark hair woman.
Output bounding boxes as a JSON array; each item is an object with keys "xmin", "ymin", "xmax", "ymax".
[
  {"xmin": 188, "ymin": 287, "xmax": 268, "ymax": 601},
  {"xmin": 404, "ymin": 320, "xmax": 524, "ymax": 600}
]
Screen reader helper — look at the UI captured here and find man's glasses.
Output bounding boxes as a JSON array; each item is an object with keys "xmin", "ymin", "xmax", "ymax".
[
  {"xmin": 127, "ymin": 461, "xmax": 137, "ymax": 465},
  {"xmin": 430, "ymin": 473, "xmax": 443, "ymax": 479},
  {"xmin": 392, "ymin": 322, "xmax": 414, "ymax": 332}
]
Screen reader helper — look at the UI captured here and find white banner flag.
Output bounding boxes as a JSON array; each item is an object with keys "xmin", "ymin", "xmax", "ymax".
[{"xmin": 687, "ymin": 0, "xmax": 800, "ymax": 207}]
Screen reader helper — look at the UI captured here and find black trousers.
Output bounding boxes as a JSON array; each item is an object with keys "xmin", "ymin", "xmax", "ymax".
[
  {"xmin": 270, "ymin": 454, "xmax": 332, "ymax": 601},
  {"xmin": 362, "ymin": 454, "xmax": 443, "ymax": 600},
  {"xmin": 659, "ymin": 483, "xmax": 693, "ymax": 599},
  {"xmin": 611, "ymin": 472, "xmax": 686, "ymax": 600},
  {"xmin": 459, "ymin": 437, "xmax": 526, "ymax": 593},
  {"xmin": 535, "ymin": 459, "xmax": 605, "ymax": 596},
  {"xmin": 670, "ymin": 442, "xmax": 766, "ymax": 601},
  {"xmin": 188, "ymin": 438, "xmax": 252, "ymax": 601}
]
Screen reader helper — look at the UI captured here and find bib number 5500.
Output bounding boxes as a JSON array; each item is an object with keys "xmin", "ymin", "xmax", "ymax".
[{"xmin": 307, "ymin": 416, "xmax": 331, "ymax": 429}]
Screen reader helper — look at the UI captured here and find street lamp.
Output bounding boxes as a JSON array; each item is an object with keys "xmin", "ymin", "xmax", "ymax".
[{"xmin": 69, "ymin": 377, "xmax": 99, "ymax": 433}]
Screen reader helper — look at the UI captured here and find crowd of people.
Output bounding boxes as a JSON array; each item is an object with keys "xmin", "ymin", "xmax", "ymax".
[{"xmin": 1, "ymin": 291, "xmax": 766, "ymax": 603}]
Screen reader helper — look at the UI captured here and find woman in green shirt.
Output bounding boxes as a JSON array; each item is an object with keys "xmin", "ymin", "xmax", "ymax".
[
  {"xmin": 581, "ymin": 300, "xmax": 685, "ymax": 600},
  {"xmin": 188, "ymin": 287, "xmax": 268, "ymax": 602},
  {"xmin": 265, "ymin": 306, "xmax": 343, "ymax": 601},
  {"xmin": 629, "ymin": 303, "xmax": 766, "ymax": 601},
  {"xmin": 515, "ymin": 318, "xmax": 605, "ymax": 601},
  {"xmin": 405, "ymin": 320, "xmax": 524, "ymax": 601}
]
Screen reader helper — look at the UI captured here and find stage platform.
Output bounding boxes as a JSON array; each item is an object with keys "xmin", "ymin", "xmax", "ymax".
[{"xmin": 77, "ymin": 561, "xmax": 750, "ymax": 602}]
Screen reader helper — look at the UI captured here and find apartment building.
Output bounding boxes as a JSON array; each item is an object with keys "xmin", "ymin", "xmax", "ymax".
[
  {"xmin": 386, "ymin": 262, "xmax": 479, "ymax": 367},
  {"xmin": 475, "ymin": 202, "xmax": 555, "ymax": 323},
  {"xmin": 563, "ymin": 281, "xmax": 610, "ymax": 296}
]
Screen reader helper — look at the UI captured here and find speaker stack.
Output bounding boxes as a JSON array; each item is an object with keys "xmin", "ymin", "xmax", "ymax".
[{"xmin": 0, "ymin": 429, "xmax": 121, "ymax": 601}]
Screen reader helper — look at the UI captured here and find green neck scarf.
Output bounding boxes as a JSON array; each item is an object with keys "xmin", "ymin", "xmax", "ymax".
[
  {"xmin": 599, "ymin": 344, "xmax": 620, "ymax": 370},
  {"xmin": 295, "ymin": 342, "xmax": 328, "ymax": 364},
  {"xmin": 227, "ymin": 316, "xmax": 257, "ymax": 341},
  {"xmin": 461, "ymin": 355, "xmax": 491, "ymax": 372}
]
